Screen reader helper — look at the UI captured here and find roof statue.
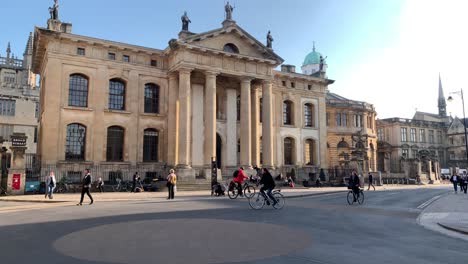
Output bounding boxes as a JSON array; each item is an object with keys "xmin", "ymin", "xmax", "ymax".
[
  {"xmin": 48, "ymin": 0, "xmax": 59, "ymax": 20},
  {"xmin": 266, "ymin": 31, "xmax": 273, "ymax": 49},
  {"xmin": 225, "ymin": 1, "xmax": 234, "ymax": 20},
  {"xmin": 319, "ymin": 55, "xmax": 327, "ymax": 72},
  {"xmin": 181, "ymin": 11, "xmax": 191, "ymax": 31}
]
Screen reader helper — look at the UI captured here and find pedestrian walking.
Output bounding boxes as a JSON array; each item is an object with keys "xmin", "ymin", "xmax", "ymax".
[
  {"xmin": 77, "ymin": 168, "xmax": 94, "ymax": 205},
  {"xmin": 450, "ymin": 173, "xmax": 459, "ymax": 194},
  {"xmin": 45, "ymin": 171, "xmax": 56, "ymax": 199},
  {"xmin": 132, "ymin": 172, "xmax": 140, "ymax": 192},
  {"xmin": 367, "ymin": 172, "xmax": 375, "ymax": 191},
  {"xmin": 461, "ymin": 172, "xmax": 468, "ymax": 194},
  {"xmin": 166, "ymin": 169, "xmax": 177, "ymax": 199},
  {"xmin": 96, "ymin": 177, "xmax": 104, "ymax": 193}
]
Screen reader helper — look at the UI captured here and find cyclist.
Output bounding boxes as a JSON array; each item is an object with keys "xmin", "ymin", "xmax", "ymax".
[
  {"xmin": 349, "ymin": 171, "xmax": 361, "ymax": 202},
  {"xmin": 259, "ymin": 168, "xmax": 276, "ymax": 205},
  {"xmin": 233, "ymin": 166, "xmax": 249, "ymax": 196}
]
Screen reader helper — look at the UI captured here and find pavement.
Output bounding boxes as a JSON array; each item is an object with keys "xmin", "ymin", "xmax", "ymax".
[{"xmin": 418, "ymin": 190, "xmax": 468, "ymax": 241}]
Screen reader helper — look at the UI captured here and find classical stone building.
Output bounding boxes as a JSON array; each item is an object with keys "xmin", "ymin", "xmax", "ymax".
[
  {"xmin": 446, "ymin": 117, "xmax": 468, "ymax": 169},
  {"xmin": 32, "ymin": 3, "xmax": 333, "ymax": 182},
  {"xmin": 376, "ymin": 76, "xmax": 449, "ymax": 182},
  {"xmin": 325, "ymin": 92, "xmax": 377, "ymax": 180},
  {"xmin": 0, "ymin": 35, "xmax": 40, "ymax": 186}
]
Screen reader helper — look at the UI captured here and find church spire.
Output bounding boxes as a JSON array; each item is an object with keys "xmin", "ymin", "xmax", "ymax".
[
  {"xmin": 24, "ymin": 32, "xmax": 33, "ymax": 56},
  {"xmin": 438, "ymin": 73, "xmax": 447, "ymax": 117},
  {"xmin": 6, "ymin": 42, "xmax": 11, "ymax": 58}
]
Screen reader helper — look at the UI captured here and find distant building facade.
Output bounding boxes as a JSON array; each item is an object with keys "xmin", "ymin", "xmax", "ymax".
[{"xmin": 32, "ymin": 4, "xmax": 334, "ymax": 182}]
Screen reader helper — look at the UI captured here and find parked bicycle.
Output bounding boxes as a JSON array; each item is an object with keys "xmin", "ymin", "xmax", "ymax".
[
  {"xmin": 54, "ymin": 178, "xmax": 70, "ymax": 193},
  {"xmin": 347, "ymin": 188, "xmax": 365, "ymax": 205},
  {"xmin": 248, "ymin": 189, "xmax": 285, "ymax": 210},
  {"xmin": 0, "ymin": 186, "xmax": 9, "ymax": 196},
  {"xmin": 227, "ymin": 180, "xmax": 256, "ymax": 199},
  {"xmin": 112, "ymin": 179, "xmax": 131, "ymax": 192}
]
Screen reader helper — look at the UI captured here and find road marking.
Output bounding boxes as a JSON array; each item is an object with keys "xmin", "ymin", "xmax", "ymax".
[{"xmin": 417, "ymin": 195, "xmax": 441, "ymax": 209}]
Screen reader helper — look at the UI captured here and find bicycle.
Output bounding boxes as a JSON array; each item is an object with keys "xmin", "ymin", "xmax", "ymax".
[
  {"xmin": 112, "ymin": 179, "xmax": 131, "ymax": 192},
  {"xmin": 227, "ymin": 180, "xmax": 256, "ymax": 199},
  {"xmin": 249, "ymin": 189, "xmax": 285, "ymax": 210},
  {"xmin": 347, "ymin": 188, "xmax": 365, "ymax": 205},
  {"xmin": 0, "ymin": 186, "xmax": 9, "ymax": 196}
]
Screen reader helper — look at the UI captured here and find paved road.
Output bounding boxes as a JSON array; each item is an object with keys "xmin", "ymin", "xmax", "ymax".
[{"xmin": 0, "ymin": 186, "xmax": 466, "ymax": 263}]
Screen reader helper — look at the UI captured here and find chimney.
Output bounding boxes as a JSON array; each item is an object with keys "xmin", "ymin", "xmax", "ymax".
[{"xmin": 281, "ymin": 64, "xmax": 296, "ymax": 73}]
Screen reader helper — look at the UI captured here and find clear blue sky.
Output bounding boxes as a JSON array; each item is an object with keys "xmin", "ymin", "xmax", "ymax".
[{"xmin": 2, "ymin": 0, "xmax": 467, "ymax": 119}]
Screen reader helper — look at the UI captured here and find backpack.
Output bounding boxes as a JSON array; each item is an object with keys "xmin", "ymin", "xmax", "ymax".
[{"xmin": 233, "ymin": 170, "xmax": 239, "ymax": 178}]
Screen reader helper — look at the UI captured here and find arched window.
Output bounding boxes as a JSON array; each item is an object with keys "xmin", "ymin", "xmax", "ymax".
[
  {"xmin": 236, "ymin": 95, "xmax": 240, "ymax": 121},
  {"xmin": 284, "ymin": 137, "xmax": 294, "ymax": 165},
  {"xmin": 305, "ymin": 139, "xmax": 315, "ymax": 165},
  {"xmin": 109, "ymin": 79, "xmax": 126, "ymax": 110},
  {"xmin": 144, "ymin": 83, "xmax": 160, "ymax": 114},
  {"xmin": 106, "ymin": 126, "xmax": 124, "ymax": 161},
  {"xmin": 337, "ymin": 139, "xmax": 349, "ymax": 148},
  {"xmin": 68, "ymin": 74, "xmax": 88, "ymax": 107},
  {"xmin": 304, "ymin": 103, "xmax": 314, "ymax": 127},
  {"xmin": 283, "ymin": 100, "xmax": 293, "ymax": 125},
  {"xmin": 65, "ymin": 123, "xmax": 86, "ymax": 160},
  {"xmin": 223, "ymin": 43, "xmax": 239, "ymax": 54},
  {"xmin": 143, "ymin": 129, "xmax": 159, "ymax": 162}
]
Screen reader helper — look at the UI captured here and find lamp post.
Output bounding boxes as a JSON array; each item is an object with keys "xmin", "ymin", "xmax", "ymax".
[{"xmin": 447, "ymin": 89, "xmax": 468, "ymax": 169}]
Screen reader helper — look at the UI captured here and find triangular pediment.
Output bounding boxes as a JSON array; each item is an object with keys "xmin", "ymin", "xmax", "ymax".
[
  {"xmin": 179, "ymin": 23, "xmax": 283, "ymax": 64},
  {"xmin": 448, "ymin": 117, "xmax": 466, "ymax": 134}
]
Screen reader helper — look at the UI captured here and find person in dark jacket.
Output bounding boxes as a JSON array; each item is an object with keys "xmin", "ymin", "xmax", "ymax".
[
  {"xmin": 132, "ymin": 172, "xmax": 140, "ymax": 192},
  {"xmin": 367, "ymin": 172, "xmax": 375, "ymax": 191},
  {"xmin": 259, "ymin": 168, "xmax": 276, "ymax": 205},
  {"xmin": 450, "ymin": 173, "xmax": 459, "ymax": 194},
  {"xmin": 348, "ymin": 171, "xmax": 361, "ymax": 201},
  {"xmin": 77, "ymin": 168, "xmax": 94, "ymax": 205}
]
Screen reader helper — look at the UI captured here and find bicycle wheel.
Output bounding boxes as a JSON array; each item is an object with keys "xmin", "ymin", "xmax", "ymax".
[
  {"xmin": 228, "ymin": 186, "xmax": 239, "ymax": 199},
  {"xmin": 357, "ymin": 190, "xmax": 365, "ymax": 204},
  {"xmin": 249, "ymin": 193, "xmax": 265, "ymax": 210},
  {"xmin": 272, "ymin": 192, "xmax": 285, "ymax": 209},
  {"xmin": 347, "ymin": 191, "xmax": 354, "ymax": 205},
  {"xmin": 243, "ymin": 185, "xmax": 256, "ymax": 198}
]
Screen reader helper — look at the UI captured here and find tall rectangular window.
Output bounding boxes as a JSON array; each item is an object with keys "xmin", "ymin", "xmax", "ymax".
[
  {"xmin": 336, "ymin": 113, "xmax": 341, "ymax": 126},
  {"xmin": 0, "ymin": 99, "xmax": 16, "ymax": 116},
  {"xmin": 429, "ymin": 130, "xmax": 434, "ymax": 143},
  {"xmin": 108, "ymin": 52, "xmax": 116, "ymax": 60},
  {"xmin": 35, "ymin": 102, "xmax": 40, "ymax": 119},
  {"xmin": 400, "ymin": 127, "xmax": 407, "ymax": 142},
  {"xmin": 402, "ymin": 149, "xmax": 409, "ymax": 158},
  {"xmin": 326, "ymin": 112, "xmax": 329, "ymax": 126},
  {"xmin": 77, "ymin": 48, "xmax": 85, "ymax": 56},
  {"xmin": 419, "ymin": 129, "xmax": 426, "ymax": 143},
  {"xmin": 342, "ymin": 113, "xmax": 347, "ymax": 127},
  {"xmin": 410, "ymin": 128, "xmax": 416, "ymax": 142},
  {"xmin": 437, "ymin": 131, "xmax": 442, "ymax": 144},
  {"xmin": 122, "ymin": 55, "xmax": 130, "ymax": 63},
  {"xmin": 354, "ymin": 114, "xmax": 363, "ymax": 127},
  {"xmin": 377, "ymin": 128, "xmax": 384, "ymax": 141},
  {"xmin": 34, "ymin": 127, "xmax": 38, "ymax": 143},
  {"xmin": 412, "ymin": 149, "xmax": 418, "ymax": 158}
]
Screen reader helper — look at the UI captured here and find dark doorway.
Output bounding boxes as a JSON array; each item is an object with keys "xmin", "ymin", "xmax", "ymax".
[{"xmin": 216, "ymin": 134, "xmax": 222, "ymax": 168}]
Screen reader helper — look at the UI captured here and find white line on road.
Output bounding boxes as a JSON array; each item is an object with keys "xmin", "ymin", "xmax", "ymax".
[{"xmin": 417, "ymin": 195, "xmax": 441, "ymax": 209}]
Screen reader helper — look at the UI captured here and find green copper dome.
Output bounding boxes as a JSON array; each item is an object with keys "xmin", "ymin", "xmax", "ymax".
[{"xmin": 303, "ymin": 50, "xmax": 321, "ymax": 66}]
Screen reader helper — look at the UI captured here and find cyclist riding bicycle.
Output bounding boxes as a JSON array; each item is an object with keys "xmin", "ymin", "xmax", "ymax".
[
  {"xmin": 259, "ymin": 168, "xmax": 276, "ymax": 205},
  {"xmin": 349, "ymin": 171, "xmax": 361, "ymax": 202},
  {"xmin": 233, "ymin": 166, "xmax": 249, "ymax": 196}
]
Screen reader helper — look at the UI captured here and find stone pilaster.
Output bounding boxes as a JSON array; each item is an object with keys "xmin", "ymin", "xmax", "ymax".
[
  {"xmin": 251, "ymin": 86, "xmax": 260, "ymax": 167},
  {"xmin": 167, "ymin": 74, "xmax": 179, "ymax": 166},
  {"xmin": 262, "ymin": 80, "xmax": 274, "ymax": 167},
  {"xmin": 204, "ymin": 71, "xmax": 218, "ymax": 166},
  {"xmin": 240, "ymin": 78, "xmax": 252, "ymax": 168},
  {"xmin": 177, "ymin": 68, "xmax": 192, "ymax": 168}
]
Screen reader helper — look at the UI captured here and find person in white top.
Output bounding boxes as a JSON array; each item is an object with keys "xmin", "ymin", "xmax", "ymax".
[{"xmin": 45, "ymin": 171, "xmax": 56, "ymax": 199}]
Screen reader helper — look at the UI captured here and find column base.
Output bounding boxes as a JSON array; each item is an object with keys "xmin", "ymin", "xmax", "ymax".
[{"xmin": 175, "ymin": 167, "xmax": 196, "ymax": 181}]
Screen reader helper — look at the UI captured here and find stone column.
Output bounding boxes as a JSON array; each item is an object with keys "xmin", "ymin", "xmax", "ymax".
[
  {"xmin": 251, "ymin": 86, "xmax": 260, "ymax": 167},
  {"xmin": 262, "ymin": 80, "xmax": 274, "ymax": 167},
  {"xmin": 177, "ymin": 68, "xmax": 192, "ymax": 168},
  {"xmin": 226, "ymin": 88, "xmax": 237, "ymax": 166},
  {"xmin": 167, "ymin": 74, "xmax": 179, "ymax": 166},
  {"xmin": 240, "ymin": 78, "xmax": 252, "ymax": 168},
  {"xmin": 204, "ymin": 71, "xmax": 218, "ymax": 167}
]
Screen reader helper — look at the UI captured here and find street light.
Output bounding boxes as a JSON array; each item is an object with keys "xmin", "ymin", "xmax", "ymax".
[{"xmin": 447, "ymin": 89, "xmax": 468, "ymax": 169}]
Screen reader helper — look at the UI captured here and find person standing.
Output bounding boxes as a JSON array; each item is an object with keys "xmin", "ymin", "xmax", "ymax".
[
  {"xmin": 450, "ymin": 173, "xmax": 459, "ymax": 194},
  {"xmin": 97, "ymin": 177, "xmax": 104, "ymax": 193},
  {"xmin": 461, "ymin": 172, "xmax": 468, "ymax": 194},
  {"xmin": 45, "ymin": 171, "xmax": 56, "ymax": 199},
  {"xmin": 367, "ymin": 172, "xmax": 375, "ymax": 191},
  {"xmin": 77, "ymin": 169, "xmax": 94, "ymax": 205},
  {"xmin": 166, "ymin": 169, "xmax": 177, "ymax": 200}
]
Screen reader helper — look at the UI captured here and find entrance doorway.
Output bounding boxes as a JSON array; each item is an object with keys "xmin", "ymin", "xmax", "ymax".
[{"xmin": 216, "ymin": 134, "xmax": 222, "ymax": 168}]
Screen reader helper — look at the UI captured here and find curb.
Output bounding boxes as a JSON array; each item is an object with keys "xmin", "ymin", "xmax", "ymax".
[
  {"xmin": 0, "ymin": 199, "xmax": 68, "ymax": 203},
  {"xmin": 437, "ymin": 222, "xmax": 468, "ymax": 236}
]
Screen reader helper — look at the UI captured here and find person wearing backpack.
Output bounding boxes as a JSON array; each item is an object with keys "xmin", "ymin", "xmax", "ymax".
[
  {"xmin": 45, "ymin": 171, "xmax": 56, "ymax": 199},
  {"xmin": 166, "ymin": 169, "xmax": 177, "ymax": 199}
]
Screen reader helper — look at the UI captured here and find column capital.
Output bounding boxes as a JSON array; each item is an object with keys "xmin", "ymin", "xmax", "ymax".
[
  {"xmin": 178, "ymin": 67, "xmax": 193, "ymax": 74},
  {"xmin": 205, "ymin": 70, "xmax": 219, "ymax": 77},
  {"xmin": 168, "ymin": 72, "xmax": 178, "ymax": 80},
  {"xmin": 261, "ymin": 79, "xmax": 274, "ymax": 85},
  {"xmin": 240, "ymin": 77, "xmax": 254, "ymax": 83}
]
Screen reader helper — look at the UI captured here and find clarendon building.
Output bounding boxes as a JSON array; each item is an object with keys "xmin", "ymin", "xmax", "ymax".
[
  {"xmin": 32, "ymin": 6, "xmax": 335, "ymax": 182},
  {"xmin": 0, "ymin": 35, "xmax": 40, "ymax": 186}
]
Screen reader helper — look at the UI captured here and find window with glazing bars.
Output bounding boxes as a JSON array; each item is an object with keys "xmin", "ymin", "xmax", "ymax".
[
  {"xmin": 283, "ymin": 101, "xmax": 292, "ymax": 125},
  {"xmin": 68, "ymin": 74, "xmax": 88, "ymax": 107},
  {"xmin": 304, "ymin": 104, "xmax": 313, "ymax": 127},
  {"xmin": 143, "ymin": 129, "xmax": 159, "ymax": 162},
  {"xmin": 106, "ymin": 126, "xmax": 124, "ymax": 161},
  {"xmin": 144, "ymin": 84, "xmax": 159, "ymax": 113},
  {"xmin": 0, "ymin": 99, "xmax": 15, "ymax": 116},
  {"xmin": 65, "ymin": 123, "xmax": 86, "ymax": 160},
  {"xmin": 284, "ymin": 137, "xmax": 294, "ymax": 165},
  {"xmin": 109, "ymin": 79, "xmax": 125, "ymax": 110}
]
